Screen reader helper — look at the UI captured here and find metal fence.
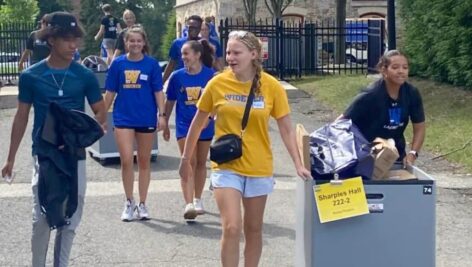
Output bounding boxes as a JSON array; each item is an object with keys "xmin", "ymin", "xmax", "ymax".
[
  {"xmin": 1, "ymin": 20, "xmax": 386, "ymax": 83},
  {"xmin": 0, "ymin": 23, "xmax": 35, "ymax": 83},
  {"xmin": 219, "ymin": 18, "xmax": 385, "ymax": 80}
]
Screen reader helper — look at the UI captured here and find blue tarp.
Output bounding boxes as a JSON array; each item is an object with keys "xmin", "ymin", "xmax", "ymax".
[{"xmin": 345, "ymin": 20, "xmax": 368, "ymax": 44}]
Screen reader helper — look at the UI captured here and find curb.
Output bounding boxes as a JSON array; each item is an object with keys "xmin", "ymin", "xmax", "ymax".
[
  {"xmin": 0, "ymin": 81, "xmax": 309, "ymax": 109},
  {"xmin": 0, "ymin": 86, "xmax": 18, "ymax": 109}
]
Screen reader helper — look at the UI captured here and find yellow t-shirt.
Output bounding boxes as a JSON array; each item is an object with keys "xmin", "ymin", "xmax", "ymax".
[{"xmin": 197, "ymin": 69, "xmax": 290, "ymax": 177}]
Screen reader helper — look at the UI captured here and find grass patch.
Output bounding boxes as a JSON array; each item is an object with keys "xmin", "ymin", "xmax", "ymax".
[{"xmin": 292, "ymin": 75, "xmax": 472, "ymax": 172}]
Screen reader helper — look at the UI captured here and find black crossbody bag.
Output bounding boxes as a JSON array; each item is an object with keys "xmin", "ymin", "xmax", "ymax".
[{"xmin": 209, "ymin": 82, "xmax": 255, "ymax": 164}]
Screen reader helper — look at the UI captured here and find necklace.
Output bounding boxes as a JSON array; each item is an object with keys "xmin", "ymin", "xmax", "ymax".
[{"xmin": 51, "ymin": 68, "xmax": 69, "ymax": 96}]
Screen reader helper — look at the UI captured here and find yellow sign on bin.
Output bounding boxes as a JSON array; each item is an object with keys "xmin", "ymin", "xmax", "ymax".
[{"xmin": 314, "ymin": 177, "xmax": 369, "ymax": 223}]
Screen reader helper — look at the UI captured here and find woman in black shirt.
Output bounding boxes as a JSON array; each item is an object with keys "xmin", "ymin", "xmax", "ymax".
[
  {"xmin": 112, "ymin": 9, "xmax": 137, "ymax": 62},
  {"xmin": 343, "ymin": 50, "xmax": 426, "ymax": 167}
]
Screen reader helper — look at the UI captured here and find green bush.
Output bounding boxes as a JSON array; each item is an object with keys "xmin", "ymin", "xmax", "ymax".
[
  {"xmin": 160, "ymin": 10, "xmax": 176, "ymax": 60},
  {"xmin": 79, "ymin": 0, "xmax": 174, "ymax": 60},
  {"xmin": 399, "ymin": 0, "xmax": 472, "ymax": 89}
]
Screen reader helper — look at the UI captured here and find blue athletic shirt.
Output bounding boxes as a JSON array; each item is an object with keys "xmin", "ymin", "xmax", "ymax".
[
  {"xmin": 18, "ymin": 60, "xmax": 102, "ymax": 154},
  {"xmin": 166, "ymin": 65, "xmax": 215, "ymax": 139},
  {"xmin": 105, "ymin": 55, "xmax": 163, "ymax": 128},
  {"xmin": 169, "ymin": 37, "xmax": 223, "ymax": 70}
]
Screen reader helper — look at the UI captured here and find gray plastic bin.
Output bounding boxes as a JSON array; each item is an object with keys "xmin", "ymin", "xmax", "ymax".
[
  {"xmin": 86, "ymin": 105, "xmax": 158, "ymax": 164},
  {"xmin": 295, "ymin": 124, "xmax": 435, "ymax": 267}
]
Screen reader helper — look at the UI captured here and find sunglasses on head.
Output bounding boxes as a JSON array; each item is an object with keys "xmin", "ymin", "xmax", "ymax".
[{"xmin": 229, "ymin": 30, "xmax": 249, "ymax": 38}]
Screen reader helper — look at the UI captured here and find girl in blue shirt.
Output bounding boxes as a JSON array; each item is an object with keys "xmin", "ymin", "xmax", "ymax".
[
  {"xmin": 163, "ymin": 40, "xmax": 215, "ymax": 220},
  {"xmin": 104, "ymin": 26, "xmax": 166, "ymax": 221}
]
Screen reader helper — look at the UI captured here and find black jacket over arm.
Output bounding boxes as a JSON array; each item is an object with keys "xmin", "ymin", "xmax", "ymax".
[{"xmin": 36, "ymin": 102, "xmax": 103, "ymax": 229}]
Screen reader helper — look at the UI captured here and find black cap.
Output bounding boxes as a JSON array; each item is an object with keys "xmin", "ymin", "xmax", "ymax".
[
  {"xmin": 37, "ymin": 11, "xmax": 84, "ymax": 40},
  {"xmin": 47, "ymin": 11, "xmax": 79, "ymax": 29}
]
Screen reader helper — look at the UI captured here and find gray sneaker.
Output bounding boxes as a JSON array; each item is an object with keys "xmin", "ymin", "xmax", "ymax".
[
  {"xmin": 121, "ymin": 199, "xmax": 136, "ymax": 222},
  {"xmin": 136, "ymin": 202, "xmax": 150, "ymax": 220}
]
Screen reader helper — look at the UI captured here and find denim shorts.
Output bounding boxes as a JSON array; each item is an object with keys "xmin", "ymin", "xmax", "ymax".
[{"xmin": 210, "ymin": 170, "xmax": 275, "ymax": 198}]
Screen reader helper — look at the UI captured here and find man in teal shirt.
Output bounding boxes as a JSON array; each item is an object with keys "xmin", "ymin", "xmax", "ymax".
[{"xmin": 1, "ymin": 11, "xmax": 106, "ymax": 266}]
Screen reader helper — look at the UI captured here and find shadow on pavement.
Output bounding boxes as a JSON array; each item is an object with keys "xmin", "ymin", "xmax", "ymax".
[{"xmin": 138, "ymin": 218, "xmax": 222, "ymax": 240}]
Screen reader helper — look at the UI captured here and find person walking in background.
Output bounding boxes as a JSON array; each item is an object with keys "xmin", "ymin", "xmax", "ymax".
[
  {"xmin": 181, "ymin": 17, "xmax": 188, "ymax": 38},
  {"xmin": 163, "ymin": 40, "xmax": 215, "ymax": 220},
  {"xmin": 1, "ymin": 11, "xmax": 106, "ymax": 266},
  {"xmin": 18, "ymin": 14, "xmax": 51, "ymax": 71},
  {"xmin": 205, "ymin": 16, "xmax": 219, "ymax": 39},
  {"xmin": 163, "ymin": 15, "xmax": 223, "ymax": 82},
  {"xmin": 341, "ymin": 50, "xmax": 426, "ymax": 167},
  {"xmin": 112, "ymin": 9, "xmax": 137, "ymax": 61},
  {"xmin": 183, "ymin": 16, "xmax": 218, "ymax": 39},
  {"xmin": 199, "ymin": 21, "xmax": 224, "ymax": 70},
  {"xmin": 73, "ymin": 49, "xmax": 81, "ymax": 63},
  {"xmin": 179, "ymin": 30, "xmax": 311, "ymax": 266},
  {"xmin": 163, "ymin": 15, "xmax": 207, "ymax": 82},
  {"xmin": 94, "ymin": 4, "xmax": 121, "ymax": 65},
  {"xmin": 104, "ymin": 26, "xmax": 166, "ymax": 222}
]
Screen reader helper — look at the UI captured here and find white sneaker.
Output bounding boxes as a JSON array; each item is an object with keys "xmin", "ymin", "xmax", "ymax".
[
  {"xmin": 136, "ymin": 202, "xmax": 150, "ymax": 220},
  {"xmin": 193, "ymin": 198, "xmax": 205, "ymax": 215},
  {"xmin": 121, "ymin": 199, "xmax": 136, "ymax": 222},
  {"xmin": 184, "ymin": 203, "xmax": 197, "ymax": 220}
]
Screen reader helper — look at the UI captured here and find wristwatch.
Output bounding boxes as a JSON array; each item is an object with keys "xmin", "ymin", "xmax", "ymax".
[{"xmin": 408, "ymin": 150, "xmax": 419, "ymax": 158}]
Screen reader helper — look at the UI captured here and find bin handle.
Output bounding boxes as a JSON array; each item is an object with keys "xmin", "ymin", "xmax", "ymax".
[{"xmin": 366, "ymin": 193, "xmax": 384, "ymax": 200}]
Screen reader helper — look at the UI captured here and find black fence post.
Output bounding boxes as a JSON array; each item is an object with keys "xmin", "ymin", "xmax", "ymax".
[
  {"xmin": 367, "ymin": 19, "xmax": 385, "ymax": 73},
  {"xmin": 278, "ymin": 19, "xmax": 285, "ymax": 81},
  {"xmin": 298, "ymin": 21, "xmax": 302, "ymax": 78}
]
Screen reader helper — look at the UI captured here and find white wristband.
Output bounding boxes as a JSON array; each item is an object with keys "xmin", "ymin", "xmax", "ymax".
[{"xmin": 408, "ymin": 150, "xmax": 418, "ymax": 158}]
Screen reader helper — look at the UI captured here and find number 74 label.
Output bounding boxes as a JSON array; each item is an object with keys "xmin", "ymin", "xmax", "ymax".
[{"xmin": 314, "ymin": 177, "xmax": 369, "ymax": 223}]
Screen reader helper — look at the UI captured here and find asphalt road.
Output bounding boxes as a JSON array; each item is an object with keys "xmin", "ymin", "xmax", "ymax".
[{"xmin": 0, "ymin": 87, "xmax": 471, "ymax": 266}]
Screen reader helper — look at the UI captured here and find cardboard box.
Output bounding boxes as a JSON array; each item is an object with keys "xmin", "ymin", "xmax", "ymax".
[
  {"xmin": 372, "ymin": 138, "xmax": 399, "ymax": 180},
  {"xmin": 296, "ymin": 124, "xmax": 311, "ymax": 170}
]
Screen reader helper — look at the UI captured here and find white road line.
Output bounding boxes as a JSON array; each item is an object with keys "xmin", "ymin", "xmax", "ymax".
[{"xmin": 0, "ymin": 179, "xmax": 297, "ymax": 198}]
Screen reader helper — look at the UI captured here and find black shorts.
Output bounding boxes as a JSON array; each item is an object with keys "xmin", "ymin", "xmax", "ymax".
[
  {"xmin": 177, "ymin": 136, "xmax": 213, "ymax": 142},
  {"xmin": 114, "ymin": 126, "xmax": 156, "ymax": 133}
]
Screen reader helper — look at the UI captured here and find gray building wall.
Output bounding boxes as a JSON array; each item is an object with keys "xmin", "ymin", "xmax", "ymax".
[{"xmin": 175, "ymin": 0, "xmax": 389, "ymax": 36}]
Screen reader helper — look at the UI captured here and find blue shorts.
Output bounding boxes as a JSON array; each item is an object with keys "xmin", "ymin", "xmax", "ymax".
[{"xmin": 210, "ymin": 170, "xmax": 275, "ymax": 198}]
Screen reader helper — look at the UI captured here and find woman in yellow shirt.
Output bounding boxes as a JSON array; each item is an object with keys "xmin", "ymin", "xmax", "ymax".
[{"xmin": 179, "ymin": 30, "xmax": 311, "ymax": 266}]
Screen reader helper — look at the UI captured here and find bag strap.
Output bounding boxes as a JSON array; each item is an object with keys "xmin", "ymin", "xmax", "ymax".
[{"xmin": 241, "ymin": 80, "xmax": 256, "ymax": 137}]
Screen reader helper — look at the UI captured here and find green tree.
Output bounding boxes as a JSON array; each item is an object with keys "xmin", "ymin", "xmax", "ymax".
[
  {"xmin": 160, "ymin": 9, "xmax": 176, "ymax": 59},
  {"xmin": 399, "ymin": 0, "xmax": 472, "ymax": 88},
  {"xmin": 37, "ymin": 0, "xmax": 72, "ymax": 18},
  {"xmin": 140, "ymin": 0, "xmax": 174, "ymax": 59},
  {"xmin": 0, "ymin": 0, "xmax": 38, "ymax": 23},
  {"xmin": 80, "ymin": 0, "xmax": 104, "ymax": 57},
  {"xmin": 80, "ymin": 0, "xmax": 174, "ymax": 59}
]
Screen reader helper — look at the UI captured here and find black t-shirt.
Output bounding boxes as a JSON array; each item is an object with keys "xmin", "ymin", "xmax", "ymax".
[
  {"xmin": 101, "ymin": 15, "xmax": 119, "ymax": 39},
  {"xmin": 344, "ymin": 79, "xmax": 425, "ymax": 159},
  {"xmin": 114, "ymin": 28, "xmax": 127, "ymax": 52},
  {"xmin": 26, "ymin": 30, "xmax": 50, "ymax": 64}
]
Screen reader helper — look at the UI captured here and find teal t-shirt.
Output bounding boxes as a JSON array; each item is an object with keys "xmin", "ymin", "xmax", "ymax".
[{"xmin": 18, "ymin": 60, "xmax": 103, "ymax": 154}]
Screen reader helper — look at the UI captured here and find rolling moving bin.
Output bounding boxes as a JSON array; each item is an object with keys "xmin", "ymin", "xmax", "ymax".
[{"xmin": 295, "ymin": 124, "xmax": 436, "ymax": 267}]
